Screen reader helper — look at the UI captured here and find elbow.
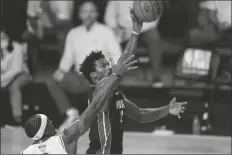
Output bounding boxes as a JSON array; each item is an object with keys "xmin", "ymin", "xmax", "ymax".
[
  {"xmin": 137, "ymin": 116, "xmax": 143, "ymax": 123},
  {"xmin": 138, "ymin": 115, "xmax": 147, "ymax": 123},
  {"xmin": 136, "ymin": 109, "xmax": 144, "ymax": 123},
  {"xmin": 137, "ymin": 109, "xmax": 154, "ymax": 123},
  {"xmin": 9, "ymin": 69, "xmax": 23, "ymax": 79},
  {"xmin": 14, "ymin": 69, "xmax": 23, "ymax": 77}
]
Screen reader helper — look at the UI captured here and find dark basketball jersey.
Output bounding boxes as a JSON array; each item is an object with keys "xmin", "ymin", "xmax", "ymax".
[{"xmin": 86, "ymin": 87, "xmax": 125, "ymax": 154}]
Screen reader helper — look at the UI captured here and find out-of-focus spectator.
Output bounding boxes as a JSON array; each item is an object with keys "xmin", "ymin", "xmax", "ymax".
[
  {"xmin": 1, "ymin": 31, "xmax": 31, "ymax": 125},
  {"xmin": 73, "ymin": 0, "xmax": 109, "ymax": 25},
  {"xmin": 188, "ymin": 0, "xmax": 231, "ymax": 82},
  {"xmin": 104, "ymin": 1, "xmax": 163, "ymax": 87},
  {"xmin": 27, "ymin": 0, "xmax": 74, "ymax": 38},
  {"xmin": 58, "ymin": 0, "xmax": 121, "ymax": 72},
  {"xmin": 189, "ymin": 0, "xmax": 231, "ymax": 45},
  {"xmin": 26, "ymin": 0, "xmax": 74, "ymax": 60},
  {"xmin": 1, "ymin": 0, "xmax": 27, "ymax": 43},
  {"xmin": 2, "ymin": 0, "xmax": 40, "ymax": 77},
  {"xmin": 1, "ymin": 0, "xmax": 31, "ymax": 75}
]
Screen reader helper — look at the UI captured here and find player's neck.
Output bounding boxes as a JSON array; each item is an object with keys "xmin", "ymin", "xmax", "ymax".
[
  {"xmin": 83, "ymin": 21, "xmax": 96, "ymax": 31},
  {"xmin": 33, "ymin": 133, "xmax": 57, "ymax": 144},
  {"xmin": 33, "ymin": 137, "xmax": 50, "ymax": 144}
]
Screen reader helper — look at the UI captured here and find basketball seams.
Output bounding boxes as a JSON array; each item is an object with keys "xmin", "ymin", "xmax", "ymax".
[
  {"xmin": 139, "ymin": 0, "xmax": 150, "ymax": 22},
  {"xmin": 155, "ymin": 0, "xmax": 163, "ymax": 19},
  {"xmin": 158, "ymin": 0, "xmax": 164, "ymax": 18},
  {"xmin": 149, "ymin": 0, "xmax": 157, "ymax": 21}
]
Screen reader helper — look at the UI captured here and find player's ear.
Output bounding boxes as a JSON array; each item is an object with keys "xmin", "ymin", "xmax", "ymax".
[{"xmin": 90, "ymin": 72, "xmax": 97, "ymax": 81}]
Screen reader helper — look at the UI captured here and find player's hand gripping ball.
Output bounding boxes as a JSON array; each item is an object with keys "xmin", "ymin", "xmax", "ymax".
[{"xmin": 133, "ymin": 0, "xmax": 164, "ymax": 22}]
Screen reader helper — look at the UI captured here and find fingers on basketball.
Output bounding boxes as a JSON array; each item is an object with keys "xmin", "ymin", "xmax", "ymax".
[
  {"xmin": 133, "ymin": 0, "xmax": 163, "ymax": 23},
  {"xmin": 129, "ymin": 8, "xmax": 138, "ymax": 22}
]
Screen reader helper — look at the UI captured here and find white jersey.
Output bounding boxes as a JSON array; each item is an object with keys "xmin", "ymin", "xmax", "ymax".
[{"xmin": 21, "ymin": 135, "xmax": 67, "ymax": 154}]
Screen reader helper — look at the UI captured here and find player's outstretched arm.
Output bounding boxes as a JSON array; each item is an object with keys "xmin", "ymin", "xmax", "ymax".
[
  {"xmin": 117, "ymin": 8, "xmax": 143, "ymax": 64},
  {"xmin": 123, "ymin": 95, "xmax": 187, "ymax": 123},
  {"xmin": 61, "ymin": 55, "xmax": 138, "ymax": 144}
]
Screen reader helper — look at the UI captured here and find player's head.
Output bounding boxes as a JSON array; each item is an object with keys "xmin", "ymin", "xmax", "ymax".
[
  {"xmin": 80, "ymin": 50, "xmax": 112, "ymax": 84},
  {"xmin": 24, "ymin": 114, "xmax": 56, "ymax": 141},
  {"xmin": 78, "ymin": 0, "xmax": 98, "ymax": 28}
]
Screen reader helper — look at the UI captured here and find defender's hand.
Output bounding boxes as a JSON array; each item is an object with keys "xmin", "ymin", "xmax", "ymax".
[
  {"xmin": 129, "ymin": 8, "xmax": 143, "ymax": 33},
  {"xmin": 112, "ymin": 55, "xmax": 138, "ymax": 77},
  {"xmin": 169, "ymin": 97, "xmax": 187, "ymax": 118}
]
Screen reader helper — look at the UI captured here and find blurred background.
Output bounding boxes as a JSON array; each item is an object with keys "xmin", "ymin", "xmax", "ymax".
[{"xmin": 0, "ymin": 0, "xmax": 231, "ymax": 154}]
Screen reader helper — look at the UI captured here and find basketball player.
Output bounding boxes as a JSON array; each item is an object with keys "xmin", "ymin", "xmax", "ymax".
[
  {"xmin": 21, "ymin": 55, "xmax": 138, "ymax": 154},
  {"xmin": 79, "ymin": 9, "xmax": 187, "ymax": 154}
]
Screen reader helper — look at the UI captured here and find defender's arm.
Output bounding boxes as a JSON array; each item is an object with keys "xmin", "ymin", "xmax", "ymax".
[{"xmin": 61, "ymin": 74, "xmax": 121, "ymax": 143}]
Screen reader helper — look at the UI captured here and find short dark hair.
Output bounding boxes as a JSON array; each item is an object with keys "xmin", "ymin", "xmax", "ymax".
[
  {"xmin": 24, "ymin": 114, "xmax": 42, "ymax": 138},
  {"xmin": 79, "ymin": 50, "xmax": 105, "ymax": 82}
]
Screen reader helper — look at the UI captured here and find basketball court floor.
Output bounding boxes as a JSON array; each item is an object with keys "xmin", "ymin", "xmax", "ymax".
[{"xmin": 1, "ymin": 126, "xmax": 231, "ymax": 154}]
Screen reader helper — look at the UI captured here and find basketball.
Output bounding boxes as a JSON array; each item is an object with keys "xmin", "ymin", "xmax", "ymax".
[{"xmin": 133, "ymin": 0, "xmax": 164, "ymax": 22}]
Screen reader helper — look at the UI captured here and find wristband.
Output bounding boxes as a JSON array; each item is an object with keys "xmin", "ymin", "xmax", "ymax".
[
  {"xmin": 112, "ymin": 73, "xmax": 121, "ymax": 78},
  {"xmin": 132, "ymin": 31, "xmax": 140, "ymax": 35}
]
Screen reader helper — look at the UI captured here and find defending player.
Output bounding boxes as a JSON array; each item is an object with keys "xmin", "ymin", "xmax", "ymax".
[
  {"xmin": 21, "ymin": 55, "xmax": 138, "ymax": 154},
  {"xmin": 80, "ymin": 9, "xmax": 187, "ymax": 154}
]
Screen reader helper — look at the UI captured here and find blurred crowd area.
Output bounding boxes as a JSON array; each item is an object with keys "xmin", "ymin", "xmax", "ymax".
[{"xmin": 1, "ymin": 0, "xmax": 231, "ymax": 134}]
